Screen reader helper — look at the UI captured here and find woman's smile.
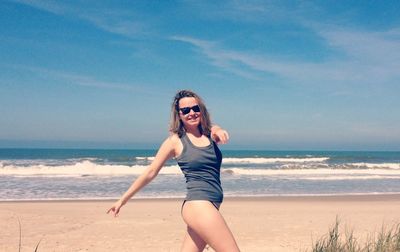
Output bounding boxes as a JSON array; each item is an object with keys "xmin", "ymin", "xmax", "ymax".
[{"xmin": 187, "ymin": 114, "xmax": 199, "ymax": 121}]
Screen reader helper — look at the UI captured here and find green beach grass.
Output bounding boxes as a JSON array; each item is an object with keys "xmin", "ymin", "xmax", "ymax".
[
  {"xmin": 17, "ymin": 218, "xmax": 41, "ymax": 252},
  {"xmin": 309, "ymin": 217, "xmax": 400, "ymax": 252},
  {"xmin": 13, "ymin": 217, "xmax": 400, "ymax": 251}
]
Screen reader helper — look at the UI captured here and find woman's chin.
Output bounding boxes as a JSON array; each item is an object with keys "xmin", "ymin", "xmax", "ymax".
[{"xmin": 184, "ymin": 120, "xmax": 200, "ymax": 128}]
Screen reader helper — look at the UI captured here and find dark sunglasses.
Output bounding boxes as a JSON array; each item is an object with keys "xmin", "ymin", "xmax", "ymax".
[{"xmin": 179, "ymin": 105, "xmax": 201, "ymax": 115}]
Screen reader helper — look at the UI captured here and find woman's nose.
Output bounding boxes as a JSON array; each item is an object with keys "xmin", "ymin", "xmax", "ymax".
[{"xmin": 188, "ymin": 108, "xmax": 196, "ymax": 115}]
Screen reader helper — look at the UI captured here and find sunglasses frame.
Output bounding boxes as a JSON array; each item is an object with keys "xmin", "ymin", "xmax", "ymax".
[{"xmin": 179, "ymin": 105, "xmax": 201, "ymax": 115}]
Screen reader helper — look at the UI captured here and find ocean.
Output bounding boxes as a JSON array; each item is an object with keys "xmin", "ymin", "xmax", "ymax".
[{"xmin": 1, "ymin": 148, "xmax": 400, "ymax": 201}]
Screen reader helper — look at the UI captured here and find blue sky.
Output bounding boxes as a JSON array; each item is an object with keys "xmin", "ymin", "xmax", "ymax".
[{"xmin": 1, "ymin": 1, "xmax": 400, "ymax": 150}]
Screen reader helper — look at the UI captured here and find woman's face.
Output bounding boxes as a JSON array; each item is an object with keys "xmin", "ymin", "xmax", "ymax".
[{"xmin": 178, "ymin": 97, "xmax": 201, "ymax": 129}]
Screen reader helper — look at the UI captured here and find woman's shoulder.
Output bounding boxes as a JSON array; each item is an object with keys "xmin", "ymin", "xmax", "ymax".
[
  {"xmin": 165, "ymin": 133, "xmax": 181, "ymax": 145},
  {"xmin": 163, "ymin": 133, "xmax": 183, "ymax": 157},
  {"xmin": 157, "ymin": 133, "xmax": 181, "ymax": 155}
]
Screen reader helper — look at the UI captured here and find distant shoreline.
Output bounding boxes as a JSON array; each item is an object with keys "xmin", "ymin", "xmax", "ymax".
[
  {"xmin": 1, "ymin": 147, "xmax": 400, "ymax": 152},
  {"xmin": 2, "ymin": 193, "xmax": 400, "ymax": 203}
]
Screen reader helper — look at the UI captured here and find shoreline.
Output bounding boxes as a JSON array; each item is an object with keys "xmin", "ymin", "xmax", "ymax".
[{"xmin": 2, "ymin": 192, "xmax": 400, "ymax": 203}]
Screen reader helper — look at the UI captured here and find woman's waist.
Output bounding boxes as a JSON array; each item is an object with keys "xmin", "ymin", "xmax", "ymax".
[{"xmin": 185, "ymin": 179, "xmax": 223, "ymax": 191}]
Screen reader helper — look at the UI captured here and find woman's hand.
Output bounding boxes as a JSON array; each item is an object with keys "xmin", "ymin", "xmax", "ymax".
[
  {"xmin": 107, "ymin": 199, "xmax": 126, "ymax": 217},
  {"xmin": 211, "ymin": 126, "xmax": 230, "ymax": 144}
]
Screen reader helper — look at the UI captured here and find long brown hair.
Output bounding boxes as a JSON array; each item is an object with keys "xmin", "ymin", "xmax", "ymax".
[{"xmin": 169, "ymin": 90, "xmax": 212, "ymax": 137}]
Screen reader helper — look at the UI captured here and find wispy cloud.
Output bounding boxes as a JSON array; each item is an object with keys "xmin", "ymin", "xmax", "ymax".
[
  {"xmin": 185, "ymin": 0, "xmax": 294, "ymax": 23},
  {"xmin": 171, "ymin": 25, "xmax": 400, "ymax": 88},
  {"xmin": 319, "ymin": 28, "xmax": 400, "ymax": 79},
  {"xmin": 10, "ymin": 1, "xmax": 400, "ymax": 87},
  {"xmin": 171, "ymin": 36, "xmax": 261, "ymax": 80},
  {"xmin": 11, "ymin": 0, "xmax": 68, "ymax": 14},
  {"xmin": 171, "ymin": 35, "xmax": 340, "ymax": 83},
  {"xmin": 178, "ymin": 1, "xmax": 400, "ymax": 88},
  {"xmin": 8, "ymin": 64, "xmax": 163, "ymax": 94},
  {"xmin": 10, "ymin": 0, "xmax": 147, "ymax": 38}
]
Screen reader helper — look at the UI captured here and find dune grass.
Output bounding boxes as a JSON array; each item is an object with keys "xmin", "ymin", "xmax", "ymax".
[
  {"xmin": 309, "ymin": 217, "xmax": 400, "ymax": 252},
  {"xmin": 13, "ymin": 216, "xmax": 400, "ymax": 251},
  {"xmin": 18, "ymin": 218, "xmax": 41, "ymax": 252}
]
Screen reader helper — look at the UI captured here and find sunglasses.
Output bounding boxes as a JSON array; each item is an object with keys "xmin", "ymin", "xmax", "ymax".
[{"xmin": 179, "ymin": 105, "xmax": 201, "ymax": 115}]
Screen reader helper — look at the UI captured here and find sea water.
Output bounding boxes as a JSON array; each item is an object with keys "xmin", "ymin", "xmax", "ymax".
[{"xmin": 1, "ymin": 149, "xmax": 400, "ymax": 201}]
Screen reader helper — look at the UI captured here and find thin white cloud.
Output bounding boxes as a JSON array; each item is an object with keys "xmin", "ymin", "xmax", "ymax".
[
  {"xmin": 10, "ymin": 65, "xmax": 163, "ymax": 95},
  {"xmin": 171, "ymin": 35, "xmax": 339, "ymax": 82},
  {"xmin": 76, "ymin": 9, "xmax": 147, "ymax": 38},
  {"xmin": 171, "ymin": 26, "xmax": 400, "ymax": 87},
  {"xmin": 11, "ymin": 0, "xmax": 68, "ymax": 14},
  {"xmin": 10, "ymin": 1, "xmax": 400, "ymax": 87},
  {"xmin": 185, "ymin": 0, "xmax": 292, "ymax": 23},
  {"xmin": 178, "ymin": 1, "xmax": 400, "ymax": 86},
  {"xmin": 10, "ymin": 0, "xmax": 146, "ymax": 38},
  {"xmin": 171, "ymin": 36, "xmax": 261, "ymax": 80},
  {"xmin": 319, "ymin": 28, "xmax": 400, "ymax": 76}
]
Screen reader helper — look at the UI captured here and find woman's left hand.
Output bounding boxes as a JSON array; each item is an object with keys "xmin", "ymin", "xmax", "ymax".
[
  {"xmin": 107, "ymin": 199, "xmax": 125, "ymax": 217},
  {"xmin": 211, "ymin": 126, "xmax": 230, "ymax": 144}
]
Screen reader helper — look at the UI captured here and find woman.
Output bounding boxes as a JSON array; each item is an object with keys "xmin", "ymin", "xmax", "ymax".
[{"xmin": 107, "ymin": 90, "xmax": 240, "ymax": 252}]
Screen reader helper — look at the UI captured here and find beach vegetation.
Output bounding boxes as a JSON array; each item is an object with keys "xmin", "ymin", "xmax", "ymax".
[
  {"xmin": 18, "ymin": 218, "xmax": 42, "ymax": 252},
  {"xmin": 309, "ymin": 217, "xmax": 400, "ymax": 252}
]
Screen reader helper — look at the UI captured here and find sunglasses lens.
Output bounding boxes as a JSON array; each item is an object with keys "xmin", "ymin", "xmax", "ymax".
[
  {"xmin": 192, "ymin": 105, "xmax": 200, "ymax": 112},
  {"xmin": 181, "ymin": 107, "xmax": 191, "ymax": 115},
  {"xmin": 180, "ymin": 105, "xmax": 200, "ymax": 115}
]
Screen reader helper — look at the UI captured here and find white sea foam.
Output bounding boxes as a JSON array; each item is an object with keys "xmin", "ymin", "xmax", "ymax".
[
  {"xmin": 0, "ymin": 160, "xmax": 182, "ymax": 176},
  {"xmin": 223, "ymin": 167, "xmax": 400, "ymax": 176},
  {"xmin": 0, "ymin": 158, "xmax": 100, "ymax": 166},
  {"xmin": 349, "ymin": 163, "xmax": 400, "ymax": 169},
  {"xmin": 4, "ymin": 192, "xmax": 400, "ymax": 202},
  {"xmin": 222, "ymin": 157, "xmax": 329, "ymax": 164},
  {"xmin": 286, "ymin": 175, "xmax": 400, "ymax": 180},
  {"xmin": 221, "ymin": 192, "xmax": 400, "ymax": 197},
  {"xmin": 2, "ymin": 160, "xmax": 400, "ymax": 178},
  {"xmin": 0, "ymin": 195, "xmax": 187, "ymax": 202},
  {"xmin": 136, "ymin": 157, "xmax": 329, "ymax": 163},
  {"xmin": 136, "ymin": 156, "xmax": 155, "ymax": 161}
]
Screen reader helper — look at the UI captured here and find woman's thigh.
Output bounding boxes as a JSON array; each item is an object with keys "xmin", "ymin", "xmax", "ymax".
[
  {"xmin": 181, "ymin": 226, "xmax": 207, "ymax": 252},
  {"xmin": 181, "ymin": 200, "xmax": 240, "ymax": 252}
]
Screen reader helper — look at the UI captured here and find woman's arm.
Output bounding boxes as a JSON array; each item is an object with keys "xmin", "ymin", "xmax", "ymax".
[
  {"xmin": 211, "ymin": 124, "xmax": 230, "ymax": 144},
  {"xmin": 107, "ymin": 137, "xmax": 176, "ymax": 217}
]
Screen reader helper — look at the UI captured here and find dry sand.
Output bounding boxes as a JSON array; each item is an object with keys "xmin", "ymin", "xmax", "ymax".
[{"xmin": 1, "ymin": 194, "xmax": 400, "ymax": 252}]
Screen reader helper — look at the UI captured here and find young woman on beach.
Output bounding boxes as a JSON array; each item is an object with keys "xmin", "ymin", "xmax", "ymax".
[{"xmin": 107, "ymin": 90, "xmax": 240, "ymax": 252}]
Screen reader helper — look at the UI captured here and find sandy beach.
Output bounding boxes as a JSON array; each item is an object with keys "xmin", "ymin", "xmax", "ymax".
[{"xmin": 1, "ymin": 194, "xmax": 400, "ymax": 252}]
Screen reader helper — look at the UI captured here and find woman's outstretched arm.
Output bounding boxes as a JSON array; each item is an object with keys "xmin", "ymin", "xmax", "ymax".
[
  {"xmin": 107, "ymin": 136, "xmax": 176, "ymax": 217},
  {"xmin": 211, "ymin": 125, "xmax": 230, "ymax": 144}
]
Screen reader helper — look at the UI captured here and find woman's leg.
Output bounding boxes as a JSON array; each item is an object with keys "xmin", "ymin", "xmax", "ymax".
[
  {"xmin": 180, "ymin": 225, "xmax": 207, "ymax": 252},
  {"xmin": 181, "ymin": 200, "xmax": 240, "ymax": 252}
]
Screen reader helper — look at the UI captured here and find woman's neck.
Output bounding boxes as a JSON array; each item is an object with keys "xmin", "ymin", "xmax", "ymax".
[{"xmin": 185, "ymin": 126, "xmax": 202, "ymax": 137}]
